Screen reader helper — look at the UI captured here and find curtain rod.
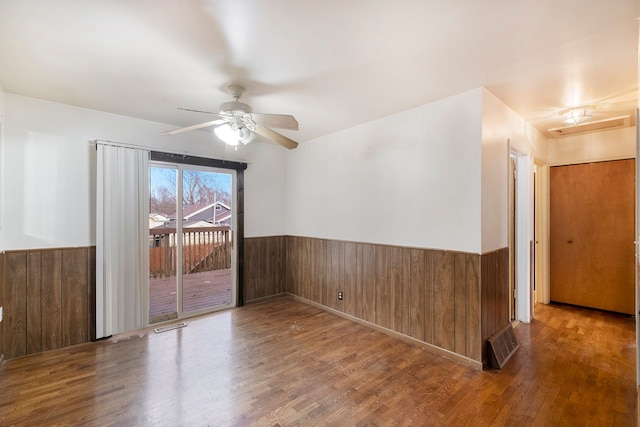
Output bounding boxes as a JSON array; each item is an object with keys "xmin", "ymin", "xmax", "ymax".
[{"xmin": 89, "ymin": 139, "xmax": 252, "ymax": 165}]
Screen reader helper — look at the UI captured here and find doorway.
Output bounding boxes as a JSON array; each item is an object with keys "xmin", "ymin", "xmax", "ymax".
[{"xmin": 148, "ymin": 163, "xmax": 236, "ymax": 324}]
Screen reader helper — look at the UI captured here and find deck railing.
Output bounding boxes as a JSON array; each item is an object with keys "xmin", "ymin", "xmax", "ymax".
[{"xmin": 149, "ymin": 226, "xmax": 232, "ymax": 278}]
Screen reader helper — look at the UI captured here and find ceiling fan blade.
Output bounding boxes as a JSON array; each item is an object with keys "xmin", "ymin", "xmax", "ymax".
[
  {"xmin": 253, "ymin": 125, "xmax": 299, "ymax": 149},
  {"xmin": 250, "ymin": 113, "xmax": 299, "ymax": 130},
  {"xmin": 162, "ymin": 119, "xmax": 227, "ymax": 135},
  {"xmin": 178, "ymin": 107, "xmax": 217, "ymax": 114}
]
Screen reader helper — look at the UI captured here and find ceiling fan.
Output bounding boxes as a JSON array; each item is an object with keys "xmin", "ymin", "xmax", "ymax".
[{"xmin": 162, "ymin": 85, "xmax": 299, "ymax": 149}]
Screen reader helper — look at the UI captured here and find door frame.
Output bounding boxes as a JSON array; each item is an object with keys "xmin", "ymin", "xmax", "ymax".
[
  {"xmin": 509, "ymin": 154, "xmax": 516, "ymax": 321},
  {"xmin": 509, "ymin": 147, "xmax": 535, "ymax": 323},
  {"xmin": 178, "ymin": 164, "xmax": 239, "ymax": 317},
  {"xmin": 149, "ymin": 151, "xmax": 247, "ymax": 316},
  {"xmin": 635, "ymin": 108, "xmax": 639, "ymax": 388},
  {"xmin": 534, "ymin": 160, "xmax": 550, "ymax": 306},
  {"xmin": 148, "ymin": 162, "xmax": 239, "ymax": 321}
]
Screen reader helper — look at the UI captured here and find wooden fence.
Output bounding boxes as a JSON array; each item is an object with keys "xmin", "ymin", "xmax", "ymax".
[{"xmin": 149, "ymin": 226, "xmax": 232, "ymax": 278}]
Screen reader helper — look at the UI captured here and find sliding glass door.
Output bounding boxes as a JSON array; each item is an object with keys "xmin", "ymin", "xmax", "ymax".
[{"xmin": 148, "ymin": 163, "xmax": 236, "ymax": 324}]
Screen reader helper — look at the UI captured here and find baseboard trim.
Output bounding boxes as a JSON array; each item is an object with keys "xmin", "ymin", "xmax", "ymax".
[
  {"xmin": 286, "ymin": 293, "xmax": 483, "ymax": 370},
  {"xmin": 244, "ymin": 293, "xmax": 288, "ymax": 305}
]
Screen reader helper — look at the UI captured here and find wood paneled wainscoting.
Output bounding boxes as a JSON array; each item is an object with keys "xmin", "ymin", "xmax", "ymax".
[
  {"xmin": 480, "ymin": 248, "xmax": 510, "ymax": 363},
  {"xmin": 2, "ymin": 240, "xmax": 510, "ymax": 368},
  {"xmin": 245, "ymin": 236, "xmax": 511, "ymax": 368},
  {"xmin": 0, "ymin": 247, "xmax": 96, "ymax": 361},
  {"xmin": 244, "ymin": 236, "xmax": 287, "ymax": 302},
  {"xmin": 286, "ymin": 236, "xmax": 483, "ymax": 366}
]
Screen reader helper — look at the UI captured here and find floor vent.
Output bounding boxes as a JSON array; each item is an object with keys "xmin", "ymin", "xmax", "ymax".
[
  {"xmin": 487, "ymin": 323, "xmax": 519, "ymax": 369},
  {"xmin": 154, "ymin": 322, "xmax": 187, "ymax": 334}
]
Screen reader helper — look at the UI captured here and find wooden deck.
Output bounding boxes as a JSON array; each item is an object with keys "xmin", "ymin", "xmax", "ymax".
[
  {"xmin": 149, "ymin": 268, "xmax": 232, "ymax": 320},
  {"xmin": 0, "ymin": 297, "xmax": 635, "ymax": 425}
]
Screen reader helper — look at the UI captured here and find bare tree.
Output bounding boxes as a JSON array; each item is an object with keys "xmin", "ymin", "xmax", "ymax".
[
  {"xmin": 150, "ymin": 167, "xmax": 231, "ymax": 215},
  {"xmin": 149, "ymin": 167, "xmax": 177, "ymax": 216},
  {"xmin": 182, "ymin": 170, "xmax": 231, "ymax": 206},
  {"xmin": 182, "ymin": 170, "xmax": 202, "ymax": 205},
  {"xmin": 150, "ymin": 186, "xmax": 176, "ymax": 216}
]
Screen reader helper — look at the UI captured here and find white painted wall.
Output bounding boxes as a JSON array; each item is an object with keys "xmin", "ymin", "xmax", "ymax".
[
  {"xmin": 0, "ymin": 94, "xmax": 287, "ymax": 250},
  {"xmin": 481, "ymin": 89, "xmax": 547, "ymax": 253},
  {"xmin": 286, "ymin": 89, "xmax": 483, "ymax": 254},
  {"xmin": 547, "ymin": 126, "xmax": 636, "ymax": 165},
  {"xmin": 1, "ymin": 88, "xmax": 558, "ymax": 257},
  {"xmin": 242, "ymin": 140, "xmax": 288, "ymax": 238},
  {"xmin": 481, "ymin": 90, "xmax": 548, "ymax": 322}
]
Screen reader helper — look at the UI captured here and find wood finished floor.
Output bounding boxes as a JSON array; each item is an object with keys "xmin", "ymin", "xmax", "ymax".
[{"xmin": 0, "ymin": 296, "xmax": 636, "ymax": 426}]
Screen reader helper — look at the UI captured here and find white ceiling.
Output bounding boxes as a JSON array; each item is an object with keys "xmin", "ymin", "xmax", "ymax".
[{"xmin": 0, "ymin": 0, "xmax": 638, "ymax": 144}]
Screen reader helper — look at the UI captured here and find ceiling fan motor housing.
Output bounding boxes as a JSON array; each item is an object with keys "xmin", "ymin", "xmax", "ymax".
[{"xmin": 219, "ymin": 100, "xmax": 252, "ymax": 114}]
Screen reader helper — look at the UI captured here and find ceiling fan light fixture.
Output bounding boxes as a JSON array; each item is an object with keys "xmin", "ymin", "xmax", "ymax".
[
  {"xmin": 563, "ymin": 107, "xmax": 593, "ymax": 125},
  {"xmin": 214, "ymin": 120, "xmax": 255, "ymax": 146},
  {"xmin": 163, "ymin": 84, "xmax": 299, "ymax": 149}
]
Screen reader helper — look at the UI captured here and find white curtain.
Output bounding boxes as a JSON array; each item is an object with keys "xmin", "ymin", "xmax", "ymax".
[{"xmin": 96, "ymin": 142, "xmax": 149, "ymax": 339}]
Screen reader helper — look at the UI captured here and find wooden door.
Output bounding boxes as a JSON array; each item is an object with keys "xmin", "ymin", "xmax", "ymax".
[{"xmin": 550, "ymin": 159, "xmax": 635, "ymax": 315}]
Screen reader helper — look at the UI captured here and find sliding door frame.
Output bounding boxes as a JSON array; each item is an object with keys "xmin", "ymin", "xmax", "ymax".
[{"xmin": 150, "ymin": 151, "xmax": 247, "ymax": 307}]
